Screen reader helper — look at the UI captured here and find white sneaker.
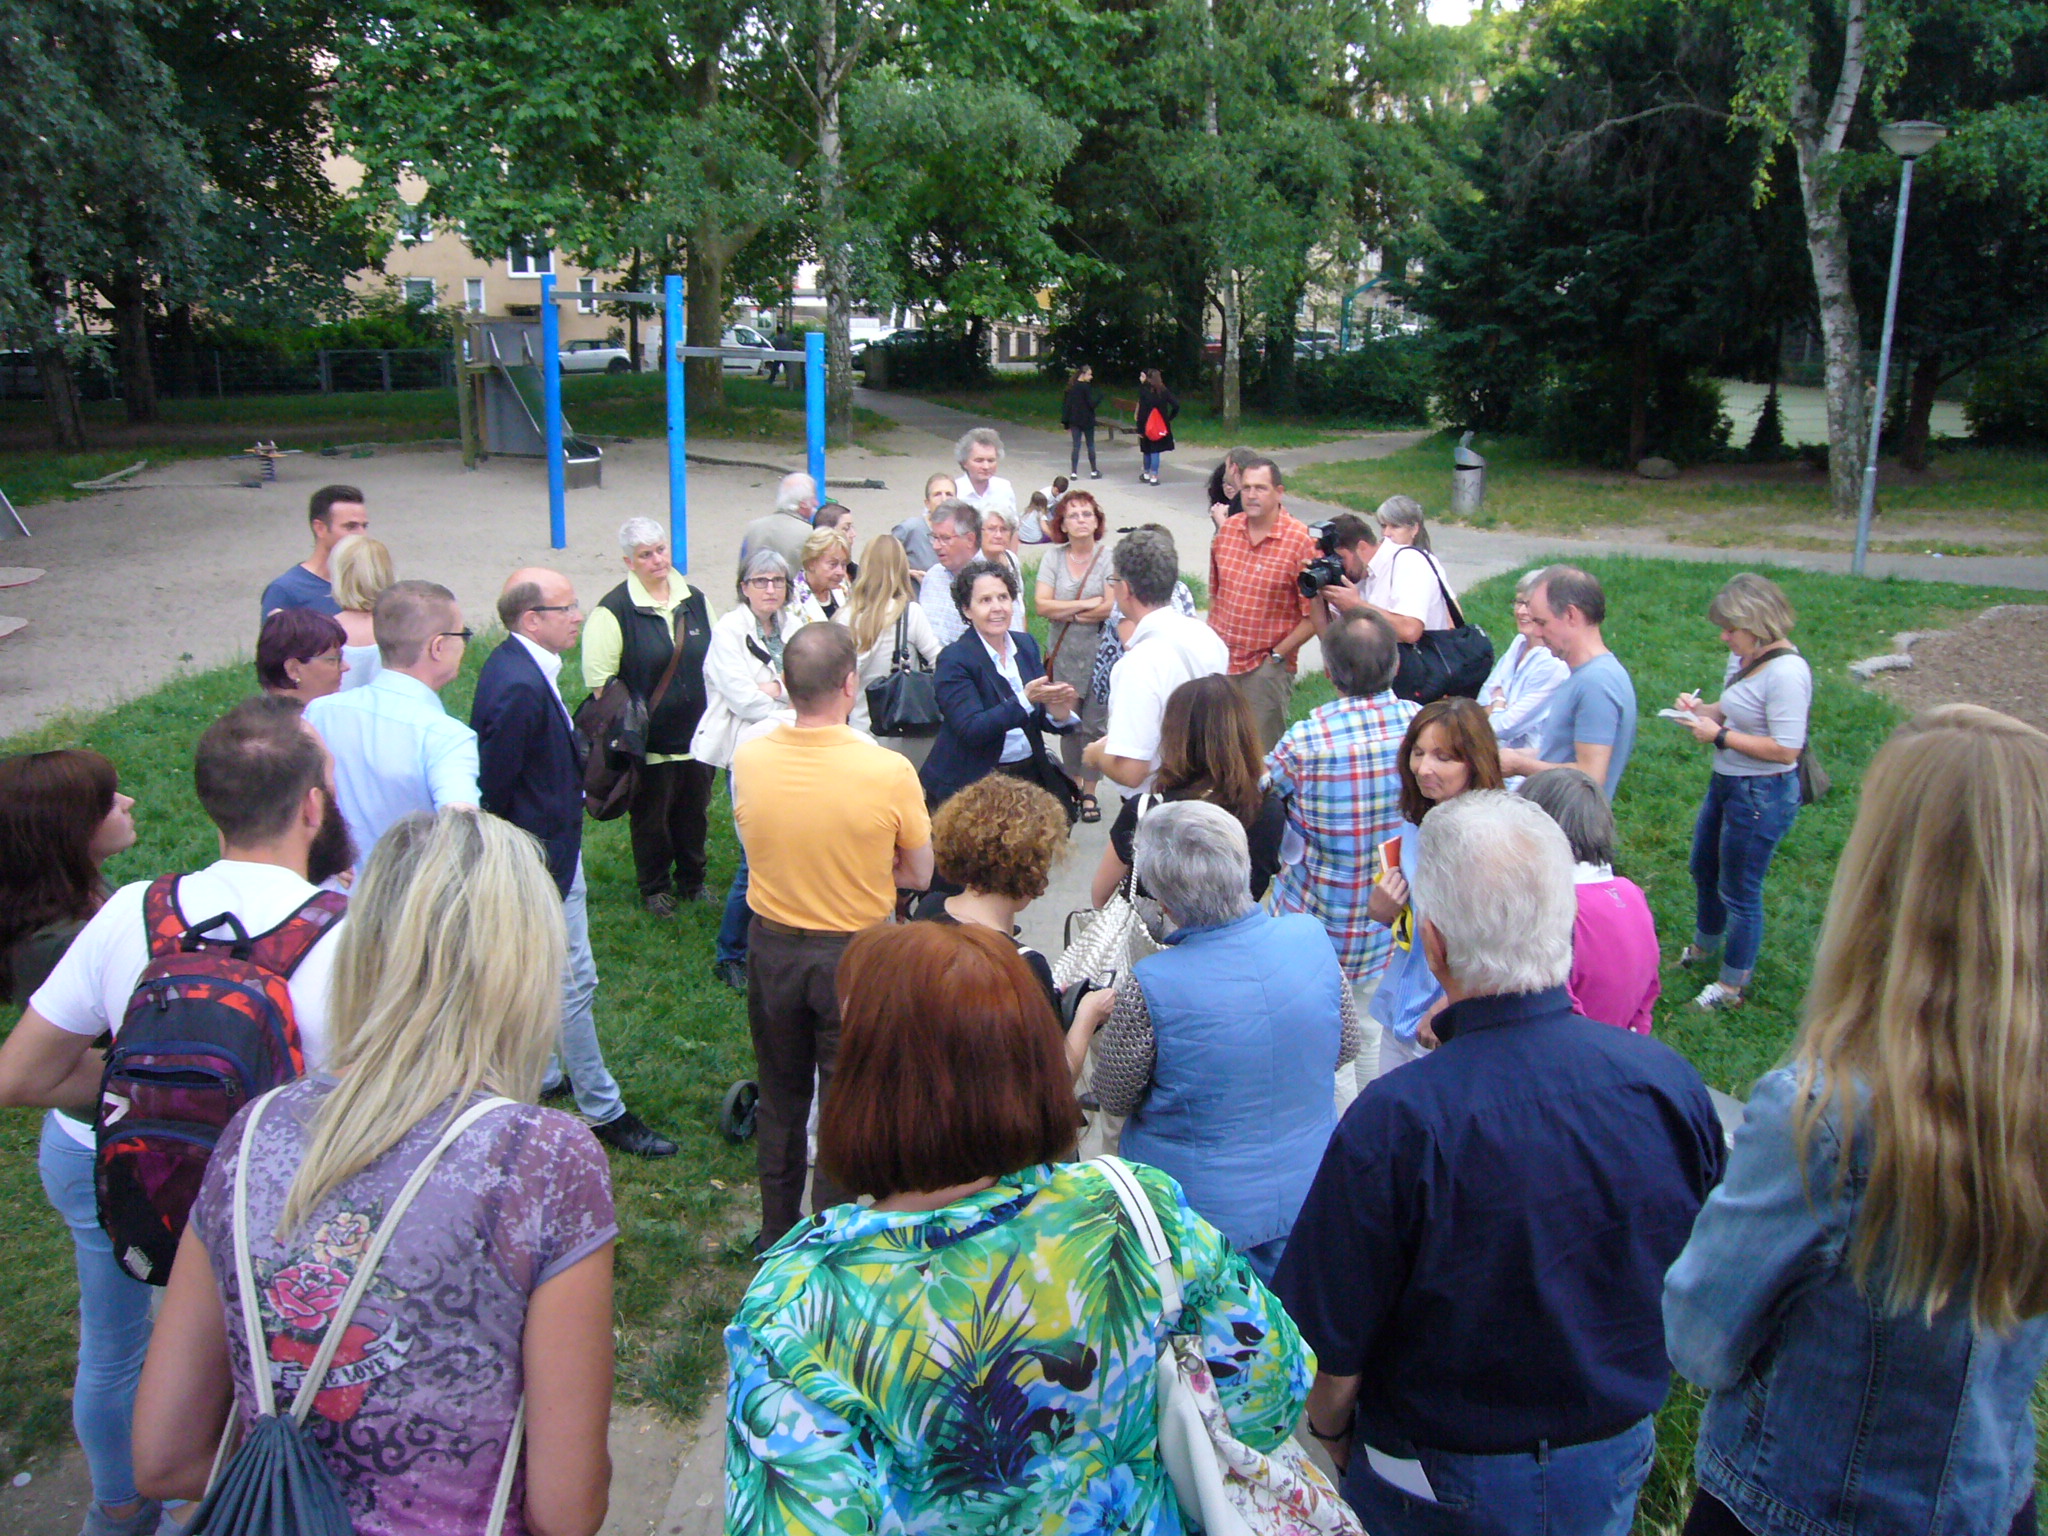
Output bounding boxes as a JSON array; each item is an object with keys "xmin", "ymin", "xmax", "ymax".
[{"xmin": 1693, "ymin": 981, "xmax": 1745, "ymax": 1011}]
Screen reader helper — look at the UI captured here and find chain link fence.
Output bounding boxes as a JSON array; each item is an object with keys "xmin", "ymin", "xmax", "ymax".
[{"xmin": 0, "ymin": 348, "xmax": 455, "ymax": 402}]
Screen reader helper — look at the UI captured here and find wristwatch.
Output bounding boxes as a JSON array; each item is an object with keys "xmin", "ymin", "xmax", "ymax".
[{"xmin": 1714, "ymin": 725, "xmax": 1730, "ymax": 750}]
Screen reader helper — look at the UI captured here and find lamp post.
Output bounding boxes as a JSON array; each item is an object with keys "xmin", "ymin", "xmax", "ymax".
[{"xmin": 1852, "ymin": 119, "xmax": 1947, "ymax": 576}]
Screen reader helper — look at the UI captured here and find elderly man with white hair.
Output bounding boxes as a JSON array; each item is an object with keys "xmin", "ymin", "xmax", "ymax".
[
  {"xmin": 916, "ymin": 497, "xmax": 983, "ymax": 648},
  {"xmin": 952, "ymin": 426, "xmax": 1017, "ymax": 524},
  {"xmin": 583, "ymin": 515, "xmax": 717, "ymax": 915},
  {"xmin": 1272, "ymin": 790, "xmax": 1724, "ymax": 1536},
  {"xmin": 739, "ymin": 471, "xmax": 821, "ymax": 578},
  {"xmin": 1070, "ymin": 799, "xmax": 1358, "ymax": 1282}
]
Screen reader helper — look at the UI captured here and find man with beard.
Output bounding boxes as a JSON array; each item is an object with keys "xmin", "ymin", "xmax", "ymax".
[{"xmin": 306, "ymin": 579, "xmax": 480, "ymax": 871}]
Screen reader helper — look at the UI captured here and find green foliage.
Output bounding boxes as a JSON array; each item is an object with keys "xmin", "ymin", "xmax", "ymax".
[
  {"xmin": 860, "ymin": 329, "xmax": 993, "ymax": 390},
  {"xmin": 1746, "ymin": 380, "xmax": 1789, "ymax": 459},
  {"xmin": 191, "ymin": 286, "xmax": 457, "ymax": 358},
  {"xmin": 1532, "ymin": 361, "xmax": 1732, "ymax": 467},
  {"xmin": 1966, "ymin": 345, "xmax": 2048, "ymax": 447},
  {"xmin": 1293, "ymin": 339, "xmax": 1435, "ymax": 424}
]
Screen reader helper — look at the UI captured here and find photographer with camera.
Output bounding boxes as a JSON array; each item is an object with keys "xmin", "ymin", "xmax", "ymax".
[
  {"xmin": 1302, "ymin": 505, "xmax": 1456, "ymax": 650},
  {"xmin": 1206, "ymin": 456, "xmax": 1317, "ymax": 752}
]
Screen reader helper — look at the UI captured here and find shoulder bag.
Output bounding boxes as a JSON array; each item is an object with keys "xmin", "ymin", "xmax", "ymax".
[
  {"xmin": 1388, "ymin": 548, "xmax": 1495, "ymax": 704},
  {"xmin": 1722, "ymin": 646, "xmax": 1829, "ymax": 804},
  {"xmin": 866, "ymin": 608, "xmax": 943, "ymax": 738},
  {"xmin": 1054, "ymin": 797, "xmax": 1162, "ymax": 991},
  {"xmin": 1093, "ymin": 1158, "xmax": 1364, "ymax": 1536},
  {"xmin": 191, "ymin": 1092, "xmax": 524, "ymax": 1536},
  {"xmin": 573, "ymin": 623, "xmax": 688, "ymax": 821}
]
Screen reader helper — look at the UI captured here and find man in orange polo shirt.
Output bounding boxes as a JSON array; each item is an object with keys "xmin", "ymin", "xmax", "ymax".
[
  {"xmin": 1208, "ymin": 456, "xmax": 1318, "ymax": 750},
  {"xmin": 732, "ymin": 622, "xmax": 934, "ymax": 1251}
]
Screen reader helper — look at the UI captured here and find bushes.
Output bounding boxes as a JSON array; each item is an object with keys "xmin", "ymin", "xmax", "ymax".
[
  {"xmin": 1293, "ymin": 338, "xmax": 1434, "ymax": 424},
  {"xmin": 1966, "ymin": 346, "xmax": 2048, "ymax": 448},
  {"xmin": 860, "ymin": 328, "xmax": 991, "ymax": 389},
  {"xmin": 1529, "ymin": 358, "xmax": 1731, "ymax": 467}
]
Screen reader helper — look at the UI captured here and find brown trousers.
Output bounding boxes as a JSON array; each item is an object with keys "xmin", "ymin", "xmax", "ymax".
[
  {"xmin": 1230, "ymin": 656, "xmax": 1296, "ymax": 754},
  {"xmin": 746, "ymin": 918, "xmax": 855, "ymax": 1244}
]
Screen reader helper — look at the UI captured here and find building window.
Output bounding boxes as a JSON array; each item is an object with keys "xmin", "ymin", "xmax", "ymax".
[
  {"xmin": 577, "ymin": 277, "xmax": 597, "ymax": 314},
  {"xmin": 507, "ymin": 240, "xmax": 553, "ymax": 277},
  {"xmin": 403, "ymin": 277, "xmax": 437, "ymax": 309},
  {"xmin": 397, "ymin": 206, "xmax": 435, "ymax": 245},
  {"xmin": 465, "ymin": 277, "xmax": 486, "ymax": 313}
]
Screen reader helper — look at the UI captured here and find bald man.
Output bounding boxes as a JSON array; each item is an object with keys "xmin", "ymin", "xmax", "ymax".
[{"xmin": 473, "ymin": 568, "xmax": 676, "ymax": 1158}]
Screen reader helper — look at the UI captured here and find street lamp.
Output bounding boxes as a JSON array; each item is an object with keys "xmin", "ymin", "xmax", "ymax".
[{"xmin": 1852, "ymin": 120, "xmax": 1947, "ymax": 576}]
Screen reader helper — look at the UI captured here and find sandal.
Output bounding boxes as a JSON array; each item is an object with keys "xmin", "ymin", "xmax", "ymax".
[{"xmin": 1080, "ymin": 794, "xmax": 1102, "ymax": 823}]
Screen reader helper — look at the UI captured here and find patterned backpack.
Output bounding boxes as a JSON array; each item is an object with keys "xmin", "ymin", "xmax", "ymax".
[{"xmin": 95, "ymin": 876, "xmax": 347, "ymax": 1284}]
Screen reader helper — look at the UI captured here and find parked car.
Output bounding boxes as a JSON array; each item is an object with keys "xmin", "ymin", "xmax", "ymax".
[
  {"xmin": 1295, "ymin": 329, "xmax": 1340, "ymax": 360},
  {"xmin": 721, "ymin": 324, "xmax": 774, "ymax": 375},
  {"xmin": 560, "ymin": 339, "xmax": 632, "ymax": 374},
  {"xmin": 855, "ymin": 329, "xmax": 929, "ymax": 373},
  {"xmin": 850, "ymin": 329, "xmax": 899, "ymax": 367}
]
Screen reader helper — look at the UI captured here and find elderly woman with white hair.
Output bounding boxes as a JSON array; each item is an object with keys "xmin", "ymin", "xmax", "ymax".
[
  {"xmin": 1072, "ymin": 799, "xmax": 1359, "ymax": 1282},
  {"xmin": 583, "ymin": 515, "xmax": 717, "ymax": 917},
  {"xmin": 952, "ymin": 426, "xmax": 1017, "ymax": 525},
  {"xmin": 977, "ymin": 503, "xmax": 1029, "ymax": 634},
  {"xmin": 1480, "ymin": 568, "xmax": 1570, "ymax": 764}
]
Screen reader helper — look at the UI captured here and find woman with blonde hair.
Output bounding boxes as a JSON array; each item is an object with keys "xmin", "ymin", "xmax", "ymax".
[
  {"xmin": 330, "ymin": 534, "xmax": 395, "ymax": 690},
  {"xmin": 793, "ymin": 526, "xmax": 852, "ymax": 622},
  {"xmin": 1664, "ymin": 706, "xmax": 2048, "ymax": 1536},
  {"xmin": 1672, "ymin": 572, "xmax": 1812, "ymax": 1010},
  {"xmin": 842, "ymin": 534, "xmax": 940, "ymax": 748},
  {"xmin": 132, "ymin": 810, "xmax": 617, "ymax": 1536}
]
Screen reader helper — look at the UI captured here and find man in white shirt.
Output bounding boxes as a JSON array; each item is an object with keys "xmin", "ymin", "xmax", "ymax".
[
  {"xmin": 306, "ymin": 579, "xmax": 480, "ymax": 868},
  {"xmin": 916, "ymin": 498, "xmax": 983, "ymax": 648},
  {"xmin": 952, "ymin": 427, "xmax": 1017, "ymax": 523},
  {"xmin": 1357, "ymin": 496, "xmax": 1451, "ymax": 640},
  {"xmin": 1085, "ymin": 527, "xmax": 1228, "ymax": 793}
]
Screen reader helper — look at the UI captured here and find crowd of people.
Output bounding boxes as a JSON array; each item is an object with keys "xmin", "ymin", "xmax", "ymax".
[{"xmin": 0, "ymin": 433, "xmax": 2038, "ymax": 1536}]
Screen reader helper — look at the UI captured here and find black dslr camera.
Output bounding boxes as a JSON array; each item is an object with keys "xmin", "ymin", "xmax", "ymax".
[{"xmin": 1297, "ymin": 521, "xmax": 1350, "ymax": 599}]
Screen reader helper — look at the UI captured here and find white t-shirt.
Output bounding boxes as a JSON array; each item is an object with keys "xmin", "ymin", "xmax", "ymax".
[
  {"xmin": 1102, "ymin": 608, "xmax": 1231, "ymax": 793},
  {"xmin": 957, "ymin": 475, "xmax": 1017, "ymax": 524},
  {"xmin": 31, "ymin": 861, "xmax": 348, "ymax": 1146},
  {"xmin": 1365, "ymin": 541, "xmax": 1453, "ymax": 632}
]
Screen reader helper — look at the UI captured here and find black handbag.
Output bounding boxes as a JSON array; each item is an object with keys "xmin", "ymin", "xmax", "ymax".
[
  {"xmin": 865, "ymin": 609, "xmax": 942, "ymax": 737},
  {"xmin": 1389, "ymin": 549, "xmax": 1495, "ymax": 704}
]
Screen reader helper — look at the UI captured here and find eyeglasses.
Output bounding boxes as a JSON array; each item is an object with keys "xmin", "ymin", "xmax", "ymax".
[
  {"xmin": 529, "ymin": 602, "xmax": 581, "ymax": 614},
  {"xmin": 744, "ymin": 577, "xmax": 788, "ymax": 590},
  {"xmin": 439, "ymin": 628, "xmax": 474, "ymax": 643}
]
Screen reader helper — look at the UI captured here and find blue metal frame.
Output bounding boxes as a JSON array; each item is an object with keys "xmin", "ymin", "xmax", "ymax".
[
  {"xmin": 666, "ymin": 276, "xmax": 688, "ymax": 571},
  {"xmin": 540, "ymin": 274, "xmax": 567, "ymax": 550},
  {"xmin": 805, "ymin": 332, "xmax": 826, "ymax": 492}
]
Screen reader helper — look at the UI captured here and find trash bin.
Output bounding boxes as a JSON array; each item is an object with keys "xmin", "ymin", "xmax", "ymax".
[{"xmin": 1451, "ymin": 431, "xmax": 1486, "ymax": 518}]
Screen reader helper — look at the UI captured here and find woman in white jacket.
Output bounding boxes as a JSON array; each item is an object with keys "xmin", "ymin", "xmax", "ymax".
[{"xmin": 693, "ymin": 549, "xmax": 800, "ymax": 990}]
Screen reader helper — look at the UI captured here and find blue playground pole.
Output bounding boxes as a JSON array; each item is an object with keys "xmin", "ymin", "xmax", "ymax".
[
  {"xmin": 540, "ymin": 274, "xmax": 566, "ymax": 550},
  {"xmin": 805, "ymin": 332, "xmax": 826, "ymax": 493},
  {"xmin": 665, "ymin": 275, "xmax": 688, "ymax": 571}
]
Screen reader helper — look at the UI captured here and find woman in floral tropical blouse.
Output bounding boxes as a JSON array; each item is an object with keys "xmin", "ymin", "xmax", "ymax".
[{"xmin": 724, "ymin": 921, "xmax": 1314, "ymax": 1534}]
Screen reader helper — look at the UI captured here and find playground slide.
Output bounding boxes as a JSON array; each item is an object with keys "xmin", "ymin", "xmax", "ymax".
[{"xmin": 479, "ymin": 330, "xmax": 602, "ymax": 484}]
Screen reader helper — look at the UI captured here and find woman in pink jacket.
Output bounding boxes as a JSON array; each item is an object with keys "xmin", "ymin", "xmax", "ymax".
[{"xmin": 1521, "ymin": 767, "xmax": 1660, "ymax": 1034}]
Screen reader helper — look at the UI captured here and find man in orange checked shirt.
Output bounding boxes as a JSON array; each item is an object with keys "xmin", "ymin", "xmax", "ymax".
[{"xmin": 1207, "ymin": 455, "xmax": 1318, "ymax": 752}]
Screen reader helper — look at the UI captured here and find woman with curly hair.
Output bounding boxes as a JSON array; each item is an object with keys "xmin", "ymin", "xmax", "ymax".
[{"xmin": 919, "ymin": 774, "xmax": 1067, "ymax": 1005}]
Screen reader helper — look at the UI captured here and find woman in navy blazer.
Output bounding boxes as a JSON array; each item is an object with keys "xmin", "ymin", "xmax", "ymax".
[{"xmin": 920, "ymin": 559, "xmax": 1081, "ymax": 809}]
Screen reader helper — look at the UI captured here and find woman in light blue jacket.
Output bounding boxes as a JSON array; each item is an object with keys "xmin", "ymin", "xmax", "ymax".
[
  {"xmin": 1480, "ymin": 568, "xmax": 1568, "ymax": 761},
  {"xmin": 1663, "ymin": 705, "xmax": 2048, "ymax": 1536}
]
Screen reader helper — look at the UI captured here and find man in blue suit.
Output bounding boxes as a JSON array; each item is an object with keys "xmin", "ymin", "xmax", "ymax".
[
  {"xmin": 920, "ymin": 557, "xmax": 1081, "ymax": 811},
  {"xmin": 473, "ymin": 568, "xmax": 676, "ymax": 1158}
]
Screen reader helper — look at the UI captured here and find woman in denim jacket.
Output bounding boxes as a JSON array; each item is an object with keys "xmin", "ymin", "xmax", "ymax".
[{"xmin": 1664, "ymin": 705, "xmax": 2048, "ymax": 1536}]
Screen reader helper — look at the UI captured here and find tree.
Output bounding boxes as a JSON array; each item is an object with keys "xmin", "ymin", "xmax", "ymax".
[{"xmin": 0, "ymin": 0, "xmax": 205, "ymax": 448}]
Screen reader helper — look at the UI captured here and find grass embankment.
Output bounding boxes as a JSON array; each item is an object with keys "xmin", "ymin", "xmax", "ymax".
[
  {"xmin": 2, "ymin": 556, "xmax": 2043, "ymax": 1525},
  {"xmin": 0, "ymin": 374, "xmax": 891, "ymax": 510},
  {"xmin": 911, "ymin": 374, "xmax": 1418, "ymax": 450},
  {"xmin": 1291, "ymin": 431, "xmax": 2048, "ymax": 556}
]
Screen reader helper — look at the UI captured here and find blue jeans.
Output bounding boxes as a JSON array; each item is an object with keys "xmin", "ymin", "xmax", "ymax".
[
  {"xmin": 1070, "ymin": 425, "xmax": 1097, "ymax": 473},
  {"xmin": 545, "ymin": 860, "xmax": 626, "ymax": 1125},
  {"xmin": 1690, "ymin": 770, "xmax": 1800, "ymax": 987},
  {"xmin": 717, "ymin": 843, "xmax": 751, "ymax": 966},
  {"xmin": 1344, "ymin": 1416, "xmax": 1655, "ymax": 1536},
  {"xmin": 38, "ymin": 1114, "xmax": 156, "ymax": 1507},
  {"xmin": 1142, "ymin": 449, "xmax": 1162, "ymax": 476}
]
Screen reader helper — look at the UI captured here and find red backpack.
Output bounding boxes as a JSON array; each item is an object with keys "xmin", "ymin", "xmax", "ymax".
[{"xmin": 95, "ymin": 875, "xmax": 347, "ymax": 1284}]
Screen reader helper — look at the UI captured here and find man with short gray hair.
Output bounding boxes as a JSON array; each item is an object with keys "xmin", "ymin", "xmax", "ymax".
[
  {"xmin": 739, "ymin": 472, "xmax": 820, "ymax": 577},
  {"xmin": 916, "ymin": 498, "xmax": 983, "ymax": 647},
  {"xmin": 1274, "ymin": 791, "xmax": 1723, "ymax": 1536},
  {"xmin": 1499, "ymin": 564, "xmax": 1637, "ymax": 799},
  {"xmin": 1073, "ymin": 799, "xmax": 1358, "ymax": 1281},
  {"xmin": 1083, "ymin": 527, "xmax": 1227, "ymax": 792},
  {"xmin": 306, "ymin": 579, "xmax": 479, "ymax": 868}
]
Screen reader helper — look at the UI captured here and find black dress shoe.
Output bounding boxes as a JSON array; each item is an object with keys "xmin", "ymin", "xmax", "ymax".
[
  {"xmin": 541, "ymin": 1077, "xmax": 576, "ymax": 1104},
  {"xmin": 714, "ymin": 959, "xmax": 748, "ymax": 991},
  {"xmin": 592, "ymin": 1110, "xmax": 677, "ymax": 1158}
]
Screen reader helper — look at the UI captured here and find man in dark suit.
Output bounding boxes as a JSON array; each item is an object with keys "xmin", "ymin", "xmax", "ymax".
[
  {"xmin": 473, "ymin": 568, "xmax": 676, "ymax": 1158},
  {"xmin": 920, "ymin": 557, "xmax": 1081, "ymax": 811}
]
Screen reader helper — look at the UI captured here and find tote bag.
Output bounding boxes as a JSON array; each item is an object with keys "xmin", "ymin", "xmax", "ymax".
[
  {"xmin": 865, "ymin": 609, "xmax": 942, "ymax": 737},
  {"xmin": 1388, "ymin": 549, "xmax": 1494, "ymax": 704}
]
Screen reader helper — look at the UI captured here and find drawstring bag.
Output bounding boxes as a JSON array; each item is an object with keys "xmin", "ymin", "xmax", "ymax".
[{"xmin": 191, "ymin": 1093, "xmax": 525, "ymax": 1536}]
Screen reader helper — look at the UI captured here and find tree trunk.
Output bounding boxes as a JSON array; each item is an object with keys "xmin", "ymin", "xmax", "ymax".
[
  {"xmin": 1786, "ymin": 0, "xmax": 1870, "ymax": 518},
  {"xmin": 1266, "ymin": 288, "xmax": 1302, "ymax": 416},
  {"xmin": 685, "ymin": 236, "xmax": 728, "ymax": 408},
  {"xmin": 33, "ymin": 342, "xmax": 87, "ymax": 452},
  {"xmin": 1627, "ymin": 334, "xmax": 1651, "ymax": 466},
  {"xmin": 1221, "ymin": 271, "xmax": 1241, "ymax": 427},
  {"xmin": 164, "ymin": 303, "xmax": 199, "ymax": 398},
  {"xmin": 1898, "ymin": 348, "xmax": 1941, "ymax": 472},
  {"xmin": 104, "ymin": 268, "xmax": 159, "ymax": 425},
  {"xmin": 815, "ymin": 0, "xmax": 854, "ymax": 444}
]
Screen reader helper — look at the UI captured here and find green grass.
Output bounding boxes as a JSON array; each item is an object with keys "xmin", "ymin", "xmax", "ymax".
[
  {"xmin": 1287, "ymin": 556, "xmax": 2048, "ymax": 1531},
  {"xmin": 3, "ymin": 555, "xmax": 2043, "ymax": 1514},
  {"xmin": 0, "ymin": 374, "xmax": 891, "ymax": 510},
  {"xmin": 904, "ymin": 375, "xmax": 1415, "ymax": 449},
  {"xmin": 1291, "ymin": 431, "xmax": 2048, "ymax": 554},
  {"xmin": 0, "ymin": 636, "xmax": 763, "ymax": 1477}
]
